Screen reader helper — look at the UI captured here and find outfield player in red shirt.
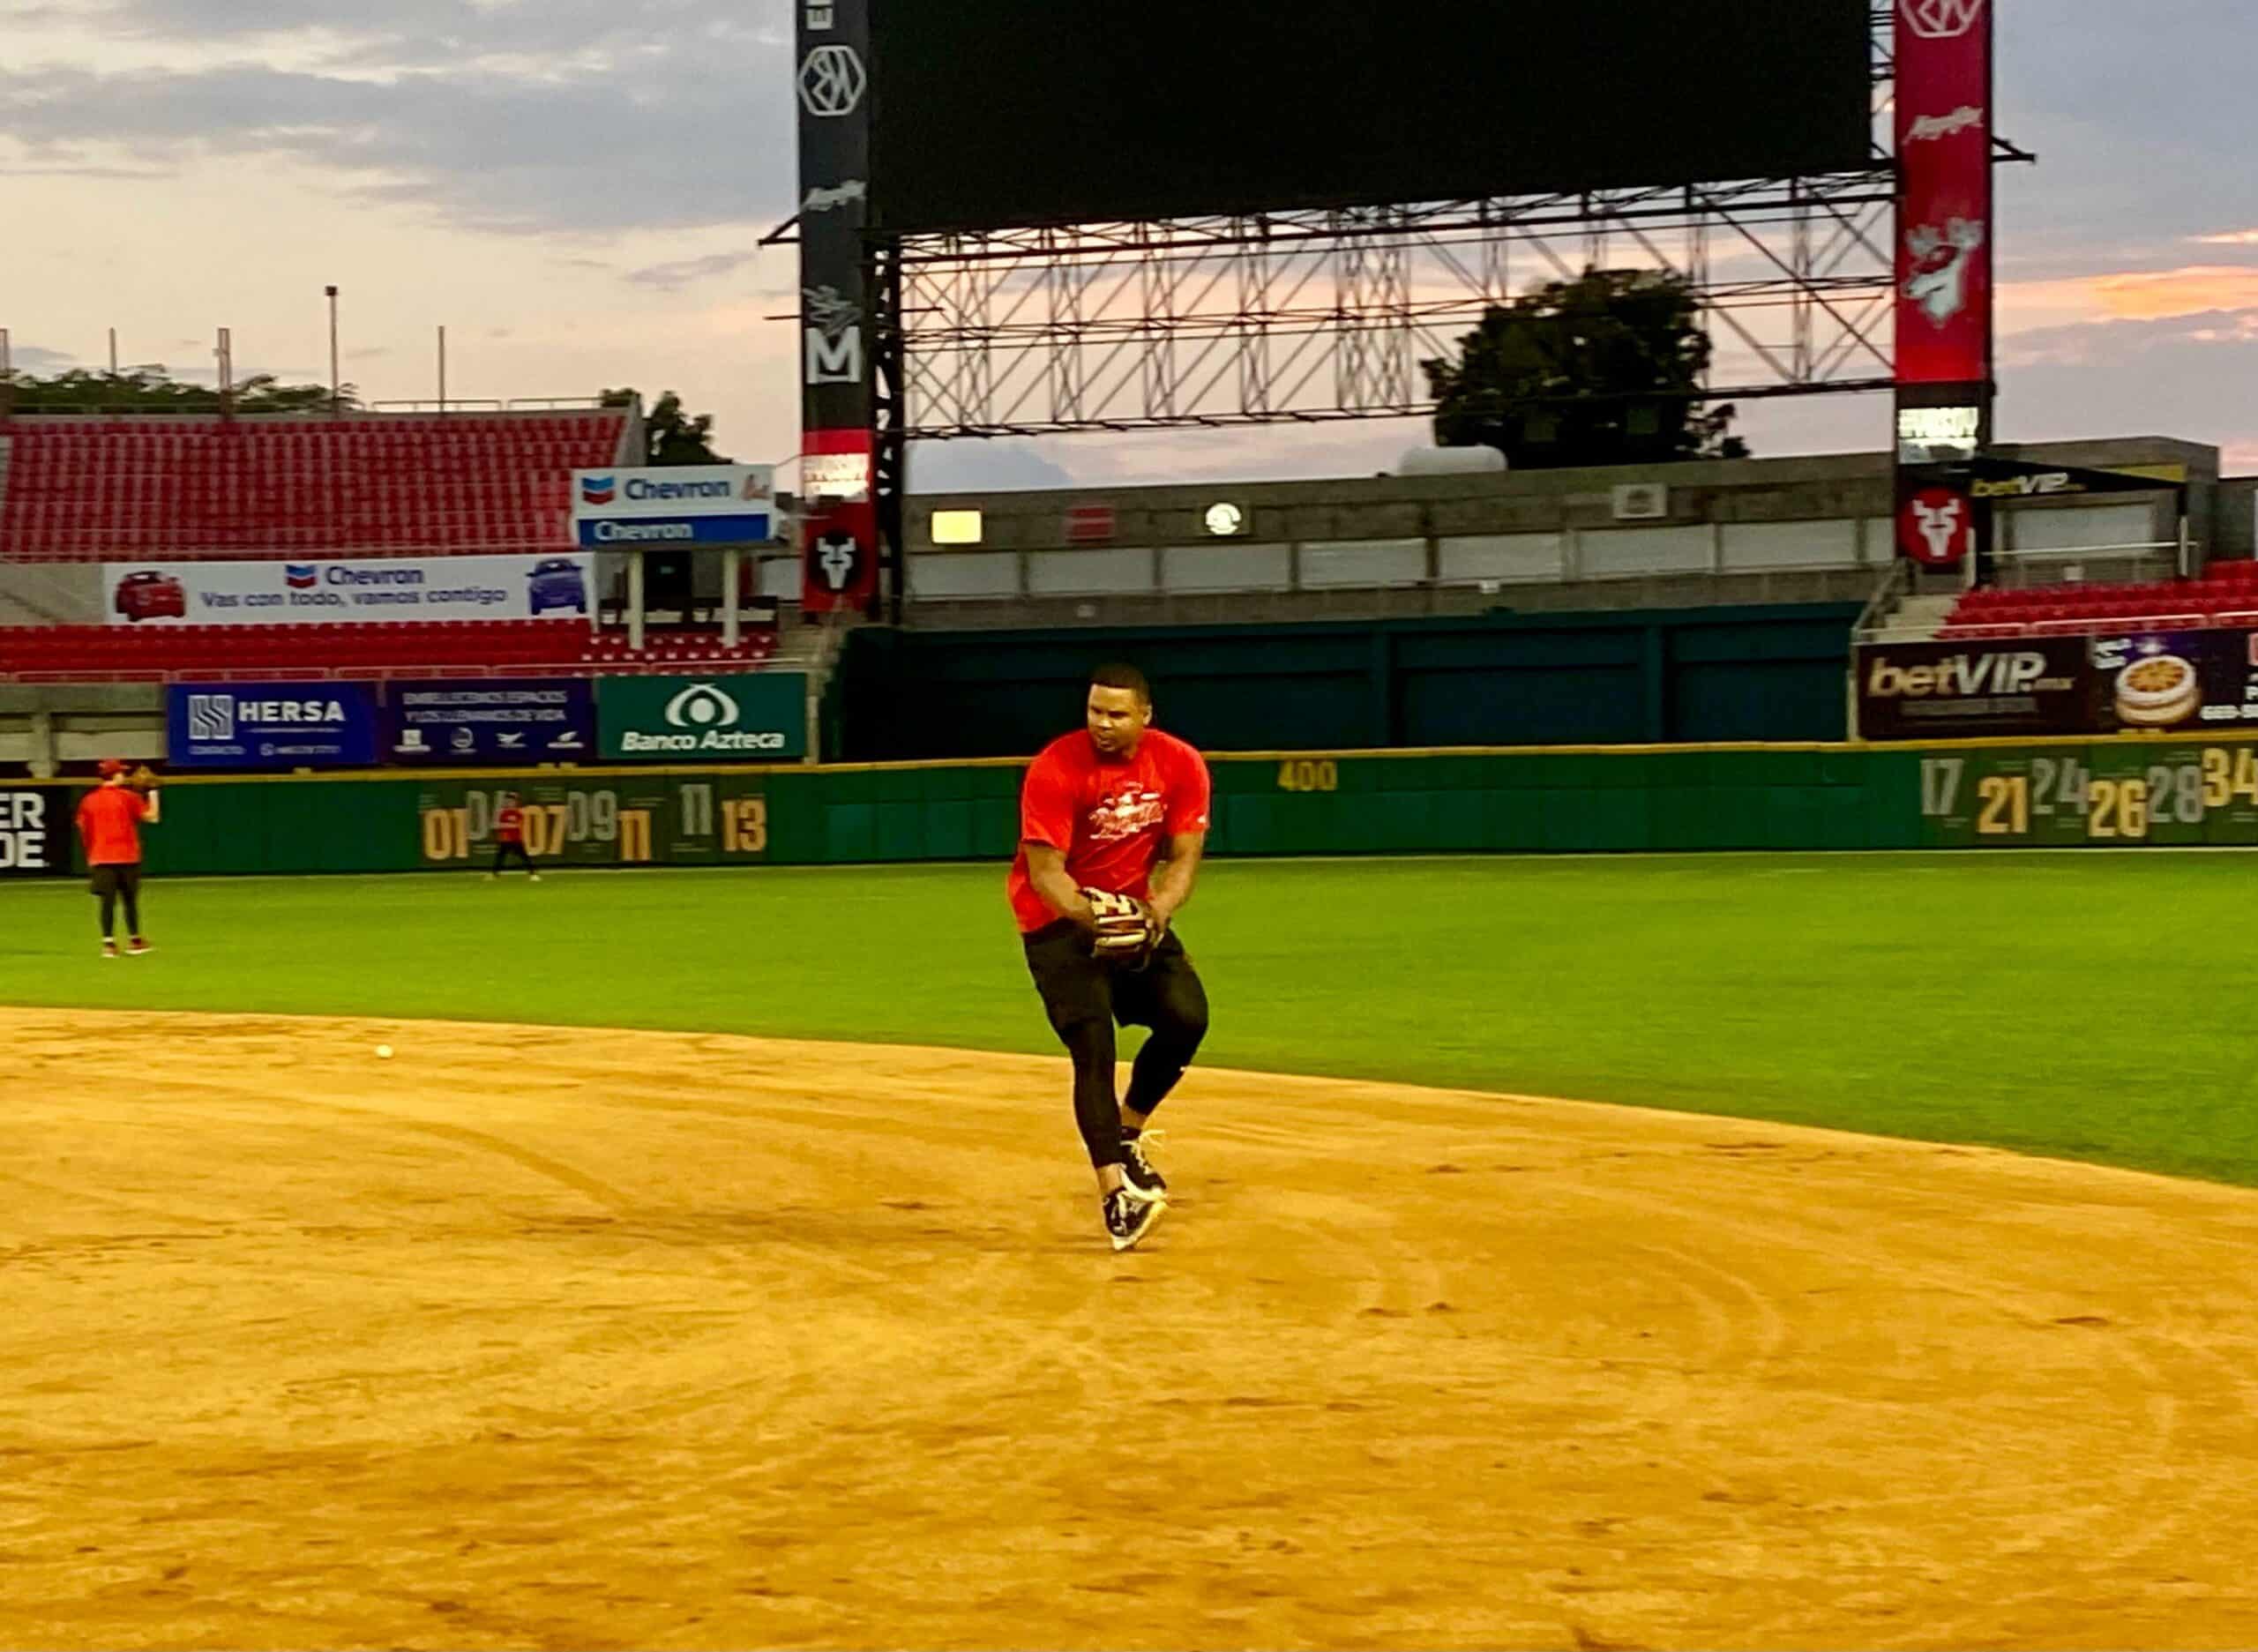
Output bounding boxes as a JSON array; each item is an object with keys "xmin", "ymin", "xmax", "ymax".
[
  {"xmin": 1008, "ymin": 664, "xmax": 1211, "ymax": 1252},
  {"xmin": 77, "ymin": 759, "xmax": 161, "ymax": 959},
  {"xmin": 486, "ymin": 792, "xmax": 540, "ymax": 883}
]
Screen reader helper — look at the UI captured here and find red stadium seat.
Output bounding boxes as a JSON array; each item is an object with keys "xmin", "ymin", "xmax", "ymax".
[{"xmin": 0, "ymin": 409, "xmax": 628, "ymax": 561}]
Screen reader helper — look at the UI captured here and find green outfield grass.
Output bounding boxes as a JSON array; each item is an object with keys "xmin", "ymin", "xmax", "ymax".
[{"xmin": 4, "ymin": 853, "xmax": 2255, "ymax": 1186}]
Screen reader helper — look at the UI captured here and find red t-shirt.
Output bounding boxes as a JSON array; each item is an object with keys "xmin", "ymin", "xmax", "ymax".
[
  {"xmin": 1006, "ymin": 727, "xmax": 1212, "ymax": 932},
  {"xmin": 496, "ymin": 805, "xmax": 525, "ymax": 844},
  {"xmin": 77, "ymin": 785, "xmax": 148, "ymax": 866}
]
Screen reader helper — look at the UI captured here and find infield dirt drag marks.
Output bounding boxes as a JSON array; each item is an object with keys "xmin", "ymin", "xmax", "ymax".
[{"xmin": 5, "ymin": 1008, "xmax": 2258, "ymax": 1649}]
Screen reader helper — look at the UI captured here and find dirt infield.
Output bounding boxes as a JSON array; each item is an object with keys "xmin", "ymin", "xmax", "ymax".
[{"xmin": 5, "ymin": 1010, "xmax": 2258, "ymax": 1650}]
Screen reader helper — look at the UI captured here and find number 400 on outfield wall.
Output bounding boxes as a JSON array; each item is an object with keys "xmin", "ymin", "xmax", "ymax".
[{"xmin": 1917, "ymin": 746, "xmax": 2258, "ymax": 846}]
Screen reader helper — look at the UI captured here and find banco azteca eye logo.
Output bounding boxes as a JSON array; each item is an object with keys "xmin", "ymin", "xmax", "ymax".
[{"xmin": 664, "ymin": 683, "xmax": 740, "ymax": 729}]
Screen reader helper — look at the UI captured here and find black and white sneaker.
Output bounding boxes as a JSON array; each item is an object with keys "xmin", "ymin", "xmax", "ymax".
[
  {"xmin": 1119, "ymin": 1129, "xmax": 1168, "ymax": 1198},
  {"xmin": 1103, "ymin": 1187, "xmax": 1166, "ymax": 1252}
]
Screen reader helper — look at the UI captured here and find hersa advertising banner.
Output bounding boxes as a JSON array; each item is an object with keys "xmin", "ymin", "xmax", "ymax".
[
  {"xmin": 105, "ymin": 555, "xmax": 592, "ymax": 626},
  {"xmin": 383, "ymin": 679, "xmax": 597, "ymax": 766},
  {"xmin": 1895, "ymin": 0, "xmax": 1993, "ymax": 385},
  {"xmin": 1857, "ymin": 637, "xmax": 2090, "ymax": 740},
  {"xmin": 595, "ymin": 674, "xmax": 806, "ymax": 763},
  {"xmin": 570, "ymin": 465, "xmax": 774, "ymax": 548},
  {"xmin": 168, "ymin": 683, "xmax": 380, "ymax": 769},
  {"xmin": 0, "ymin": 786, "xmax": 72, "ymax": 878}
]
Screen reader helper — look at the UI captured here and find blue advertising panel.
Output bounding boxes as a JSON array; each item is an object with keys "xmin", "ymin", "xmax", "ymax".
[
  {"xmin": 384, "ymin": 679, "xmax": 597, "ymax": 765},
  {"xmin": 575, "ymin": 512, "xmax": 773, "ymax": 548},
  {"xmin": 167, "ymin": 683, "xmax": 380, "ymax": 769}
]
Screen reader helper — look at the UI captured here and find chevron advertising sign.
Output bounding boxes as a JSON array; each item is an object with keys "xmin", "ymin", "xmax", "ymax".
[{"xmin": 571, "ymin": 465, "xmax": 775, "ymax": 547}]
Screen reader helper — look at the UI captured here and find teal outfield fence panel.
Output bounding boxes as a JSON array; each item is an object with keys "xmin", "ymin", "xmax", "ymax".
[{"xmin": 834, "ymin": 606, "xmax": 1863, "ymax": 762}]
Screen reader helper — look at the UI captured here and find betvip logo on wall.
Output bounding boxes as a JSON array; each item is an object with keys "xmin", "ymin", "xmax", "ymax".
[{"xmin": 596, "ymin": 674, "xmax": 808, "ymax": 762}]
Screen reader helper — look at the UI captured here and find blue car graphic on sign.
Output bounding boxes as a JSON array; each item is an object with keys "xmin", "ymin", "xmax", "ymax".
[{"xmin": 527, "ymin": 557, "xmax": 587, "ymax": 616}]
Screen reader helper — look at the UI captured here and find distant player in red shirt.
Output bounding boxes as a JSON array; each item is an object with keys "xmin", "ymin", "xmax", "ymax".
[
  {"xmin": 1008, "ymin": 664, "xmax": 1211, "ymax": 1252},
  {"xmin": 77, "ymin": 759, "xmax": 161, "ymax": 960},
  {"xmin": 487, "ymin": 792, "xmax": 540, "ymax": 883}
]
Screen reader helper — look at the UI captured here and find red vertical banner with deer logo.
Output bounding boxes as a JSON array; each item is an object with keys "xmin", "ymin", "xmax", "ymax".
[
  {"xmin": 1893, "ymin": 0, "xmax": 1993, "ymax": 572},
  {"xmin": 1895, "ymin": 0, "xmax": 1993, "ymax": 386}
]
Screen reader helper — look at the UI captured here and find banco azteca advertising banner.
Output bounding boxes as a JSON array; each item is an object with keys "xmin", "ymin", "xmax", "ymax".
[
  {"xmin": 104, "ymin": 554, "xmax": 593, "ymax": 626},
  {"xmin": 595, "ymin": 674, "xmax": 806, "ymax": 762}
]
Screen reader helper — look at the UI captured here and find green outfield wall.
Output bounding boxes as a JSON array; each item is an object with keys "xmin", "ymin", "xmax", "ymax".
[{"xmin": 17, "ymin": 733, "xmax": 2258, "ymax": 879}]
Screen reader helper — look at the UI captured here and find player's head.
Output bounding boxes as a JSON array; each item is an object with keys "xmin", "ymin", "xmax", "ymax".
[
  {"xmin": 1086, "ymin": 663, "xmax": 1151, "ymax": 757},
  {"xmin": 97, "ymin": 759, "xmax": 127, "ymax": 784}
]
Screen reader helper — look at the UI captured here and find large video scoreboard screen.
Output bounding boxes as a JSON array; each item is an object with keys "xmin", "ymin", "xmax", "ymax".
[{"xmin": 869, "ymin": 0, "xmax": 1874, "ymax": 234}]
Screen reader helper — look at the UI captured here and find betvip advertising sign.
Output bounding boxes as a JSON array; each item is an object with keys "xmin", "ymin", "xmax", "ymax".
[
  {"xmin": 383, "ymin": 679, "xmax": 597, "ymax": 766},
  {"xmin": 167, "ymin": 683, "xmax": 381, "ymax": 769},
  {"xmin": 1895, "ymin": 0, "xmax": 1993, "ymax": 386},
  {"xmin": 570, "ymin": 465, "xmax": 775, "ymax": 548},
  {"xmin": 105, "ymin": 554, "xmax": 592, "ymax": 626},
  {"xmin": 0, "ymin": 787, "xmax": 71, "ymax": 878},
  {"xmin": 595, "ymin": 674, "xmax": 806, "ymax": 762},
  {"xmin": 1856, "ymin": 637, "xmax": 2091, "ymax": 740}
]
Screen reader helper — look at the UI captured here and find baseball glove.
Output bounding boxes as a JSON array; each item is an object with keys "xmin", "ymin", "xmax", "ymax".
[
  {"xmin": 1083, "ymin": 887, "xmax": 1163, "ymax": 968},
  {"xmin": 127, "ymin": 765, "xmax": 160, "ymax": 794}
]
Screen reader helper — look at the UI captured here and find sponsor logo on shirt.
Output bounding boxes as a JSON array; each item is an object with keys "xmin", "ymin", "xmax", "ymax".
[{"xmin": 1088, "ymin": 784, "xmax": 1165, "ymax": 843}]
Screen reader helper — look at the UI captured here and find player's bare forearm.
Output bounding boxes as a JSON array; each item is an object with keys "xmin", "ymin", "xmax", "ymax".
[
  {"xmin": 1148, "ymin": 831, "xmax": 1206, "ymax": 922},
  {"xmin": 1024, "ymin": 843, "xmax": 1096, "ymax": 928}
]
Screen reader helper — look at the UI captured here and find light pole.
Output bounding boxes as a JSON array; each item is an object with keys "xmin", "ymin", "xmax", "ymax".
[{"xmin": 325, "ymin": 286, "xmax": 340, "ymax": 415}]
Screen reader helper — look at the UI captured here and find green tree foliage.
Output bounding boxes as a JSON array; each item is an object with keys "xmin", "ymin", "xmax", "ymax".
[
  {"xmin": 602, "ymin": 388, "xmax": 727, "ymax": 465},
  {"xmin": 0, "ymin": 367, "xmax": 357, "ymax": 413},
  {"xmin": 1423, "ymin": 267, "xmax": 1748, "ymax": 469}
]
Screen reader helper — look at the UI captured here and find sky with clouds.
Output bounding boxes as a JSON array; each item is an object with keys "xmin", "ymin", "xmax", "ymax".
[{"xmin": 1, "ymin": 0, "xmax": 2251, "ymax": 490}]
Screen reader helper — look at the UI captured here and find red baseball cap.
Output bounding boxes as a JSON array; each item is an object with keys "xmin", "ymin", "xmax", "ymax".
[{"xmin": 97, "ymin": 759, "xmax": 128, "ymax": 778}]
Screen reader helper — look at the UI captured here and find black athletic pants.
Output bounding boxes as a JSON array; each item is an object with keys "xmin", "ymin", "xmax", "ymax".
[
  {"xmin": 90, "ymin": 863, "xmax": 142, "ymax": 939},
  {"xmin": 490, "ymin": 841, "xmax": 535, "ymax": 875},
  {"xmin": 1023, "ymin": 919, "xmax": 1209, "ymax": 1170}
]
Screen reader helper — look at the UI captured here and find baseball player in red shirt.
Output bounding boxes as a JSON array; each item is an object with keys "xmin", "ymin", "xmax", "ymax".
[
  {"xmin": 77, "ymin": 759, "xmax": 161, "ymax": 959},
  {"xmin": 1007, "ymin": 664, "xmax": 1212, "ymax": 1251},
  {"xmin": 487, "ymin": 792, "xmax": 540, "ymax": 882}
]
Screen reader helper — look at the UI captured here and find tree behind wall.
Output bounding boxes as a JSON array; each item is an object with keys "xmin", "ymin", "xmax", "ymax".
[
  {"xmin": 0, "ymin": 368, "xmax": 357, "ymax": 413},
  {"xmin": 1422, "ymin": 267, "xmax": 1748, "ymax": 469},
  {"xmin": 603, "ymin": 388, "xmax": 727, "ymax": 465}
]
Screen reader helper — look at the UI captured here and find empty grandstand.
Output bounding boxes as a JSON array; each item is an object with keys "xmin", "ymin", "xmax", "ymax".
[{"xmin": 0, "ymin": 408, "xmax": 628, "ymax": 559}]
